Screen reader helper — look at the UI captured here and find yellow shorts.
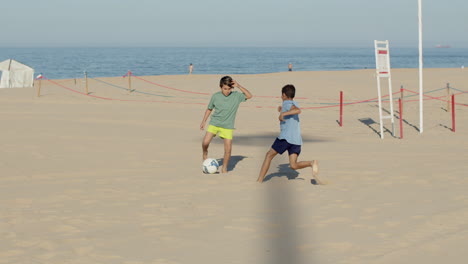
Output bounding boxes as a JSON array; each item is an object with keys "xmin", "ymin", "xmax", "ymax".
[{"xmin": 207, "ymin": 125, "xmax": 233, "ymax": 140}]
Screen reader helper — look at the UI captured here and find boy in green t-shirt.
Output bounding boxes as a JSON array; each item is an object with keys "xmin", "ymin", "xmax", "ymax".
[{"xmin": 200, "ymin": 76, "xmax": 253, "ymax": 173}]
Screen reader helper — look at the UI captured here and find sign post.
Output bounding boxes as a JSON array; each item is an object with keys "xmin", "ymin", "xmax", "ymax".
[{"xmin": 374, "ymin": 40, "xmax": 395, "ymax": 139}]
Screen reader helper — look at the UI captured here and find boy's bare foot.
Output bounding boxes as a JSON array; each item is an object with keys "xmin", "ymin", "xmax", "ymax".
[
  {"xmin": 311, "ymin": 160, "xmax": 325, "ymax": 185},
  {"xmin": 220, "ymin": 165, "xmax": 228, "ymax": 174}
]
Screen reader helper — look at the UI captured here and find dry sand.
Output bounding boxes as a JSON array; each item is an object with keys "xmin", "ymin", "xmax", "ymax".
[{"xmin": 1, "ymin": 68, "xmax": 467, "ymax": 264}]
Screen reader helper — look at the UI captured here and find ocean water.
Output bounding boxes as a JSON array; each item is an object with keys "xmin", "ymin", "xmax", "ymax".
[{"xmin": 0, "ymin": 47, "xmax": 466, "ymax": 79}]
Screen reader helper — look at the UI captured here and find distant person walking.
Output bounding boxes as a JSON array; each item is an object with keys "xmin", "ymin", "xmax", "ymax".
[
  {"xmin": 288, "ymin": 62, "xmax": 293, "ymax": 72},
  {"xmin": 189, "ymin": 63, "xmax": 194, "ymax": 74}
]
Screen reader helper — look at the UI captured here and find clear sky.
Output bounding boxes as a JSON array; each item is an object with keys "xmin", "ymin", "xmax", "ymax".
[{"xmin": 3, "ymin": 0, "xmax": 467, "ymax": 48}]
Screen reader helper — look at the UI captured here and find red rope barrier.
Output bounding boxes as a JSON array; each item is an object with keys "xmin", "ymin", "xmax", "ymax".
[
  {"xmin": 403, "ymin": 88, "xmax": 467, "ymax": 106},
  {"xmin": 44, "ymin": 74, "xmax": 467, "ymax": 113},
  {"xmin": 45, "ymin": 77, "xmax": 206, "ymax": 105},
  {"xmin": 132, "ymin": 75, "xmax": 210, "ymax": 95},
  {"xmin": 302, "ymin": 90, "xmax": 401, "ymax": 109},
  {"xmin": 131, "ymin": 75, "xmax": 309, "ymax": 99},
  {"xmin": 46, "ymin": 78, "xmax": 112, "ymax": 100}
]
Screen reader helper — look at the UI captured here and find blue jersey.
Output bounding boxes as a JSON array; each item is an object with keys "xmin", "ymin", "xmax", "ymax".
[{"xmin": 278, "ymin": 100, "xmax": 302, "ymax": 145}]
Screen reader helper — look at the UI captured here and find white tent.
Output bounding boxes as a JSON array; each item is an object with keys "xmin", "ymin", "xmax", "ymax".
[{"xmin": 0, "ymin": 59, "xmax": 35, "ymax": 88}]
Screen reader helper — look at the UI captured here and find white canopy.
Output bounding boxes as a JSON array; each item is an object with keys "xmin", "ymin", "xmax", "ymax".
[{"xmin": 0, "ymin": 59, "xmax": 35, "ymax": 88}]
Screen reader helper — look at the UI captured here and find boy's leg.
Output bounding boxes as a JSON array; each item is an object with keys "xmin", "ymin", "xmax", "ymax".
[
  {"xmin": 221, "ymin": 138, "xmax": 232, "ymax": 173},
  {"xmin": 288, "ymin": 154, "xmax": 312, "ymax": 170},
  {"xmin": 257, "ymin": 148, "xmax": 278, "ymax": 183},
  {"xmin": 202, "ymin": 132, "xmax": 215, "ymax": 160},
  {"xmin": 289, "ymin": 154, "xmax": 323, "ymax": 184}
]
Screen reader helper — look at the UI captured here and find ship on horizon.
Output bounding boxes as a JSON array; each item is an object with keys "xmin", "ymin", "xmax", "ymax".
[{"xmin": 435, "ymin": 44, "xmax": 451, "ymax": 48}]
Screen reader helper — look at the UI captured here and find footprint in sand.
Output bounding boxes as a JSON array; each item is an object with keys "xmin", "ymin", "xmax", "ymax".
[
  {"xmin": 53, "ymin": 224, "xmax": 82, "ymax": 234},
  {"xmin": 73, "ymin": 246, "xmax": 94, "ymax": 256},
  {"xmin": 0, "ymin": 250, "xmax": 23, "ymax": 258}
]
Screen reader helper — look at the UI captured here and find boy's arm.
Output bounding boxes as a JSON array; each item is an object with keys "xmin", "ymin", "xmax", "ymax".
[
  {"xmin": 232, "ymin": 80, "xmax": 253, "ymax": 99},
  {"xmin": 200, "ymin": 109, "xmax": 213, "ymax": 130},
  {"xmin": 279, "ymin": 105, "xmax": 301, "ymax": 121}
]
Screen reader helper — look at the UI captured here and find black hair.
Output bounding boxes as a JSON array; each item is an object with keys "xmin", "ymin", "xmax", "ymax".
[
  {"xmin": 282, "ymin": 84, "xmax": 296, "ymax": 99},
  {"xmin": 220, "ymin": 76, "xmax": 234, "ymax": 88}
]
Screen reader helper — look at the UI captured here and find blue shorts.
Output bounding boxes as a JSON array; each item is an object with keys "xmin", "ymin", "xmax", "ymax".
[{"xmin": 271, "ymin": 138, "xmax": 301, "ymax": 156}]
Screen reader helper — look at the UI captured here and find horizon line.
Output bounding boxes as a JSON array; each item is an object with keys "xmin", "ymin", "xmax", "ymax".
[{"xmin": 1, "ymin": 45, "xmax": 462, "ymax": 49}]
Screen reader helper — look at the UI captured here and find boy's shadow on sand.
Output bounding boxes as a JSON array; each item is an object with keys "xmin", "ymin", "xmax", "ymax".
[
  {"xmin": 262, "ymin": 164, "xmax": 300, "ymax": 182},
  {"xmin": 218, "ymin": 155, "xmax": 247, "ymax": 172}
]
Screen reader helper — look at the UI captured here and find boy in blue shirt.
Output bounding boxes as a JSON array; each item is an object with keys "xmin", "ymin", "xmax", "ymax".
[{"xmin": 257, "ymin": 84, "xmax": 322, "ymax": 184}]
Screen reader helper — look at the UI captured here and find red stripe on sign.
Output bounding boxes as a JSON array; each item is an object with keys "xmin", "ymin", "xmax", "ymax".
[
  {"xmin": 378, "ymin": 50, "xmax": 388, "ymax": 54},
  {"xmin": 379, "ymin": 72, "xmax": 389, "ymax": 74}
]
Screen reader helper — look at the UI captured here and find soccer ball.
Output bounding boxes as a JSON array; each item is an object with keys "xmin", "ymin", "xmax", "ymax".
[{"xmin": 202, "ymin": 158, "xmax": 219, "ymax": 174}]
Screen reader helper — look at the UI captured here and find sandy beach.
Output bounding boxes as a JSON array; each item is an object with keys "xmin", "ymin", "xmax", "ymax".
[{"xmin": 1, "ymin": 68, "xmax": 467, "ymax": 263}]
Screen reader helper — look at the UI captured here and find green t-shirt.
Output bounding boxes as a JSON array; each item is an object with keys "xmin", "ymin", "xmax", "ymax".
[{"xmin": 208, "ymin": 91, "xmax": 247, "ymax": 129}]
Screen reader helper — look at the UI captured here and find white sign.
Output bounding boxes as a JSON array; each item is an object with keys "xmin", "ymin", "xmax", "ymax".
[
  {"xmin": 376, "ymin": 49, "xmax": 390, "ymax": 77},
  {"xmin": 375, "ymin": 40, "xmax": 391, "ymax": 78}
]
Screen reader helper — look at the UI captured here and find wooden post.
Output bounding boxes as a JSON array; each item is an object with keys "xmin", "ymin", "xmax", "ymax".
[
  {"xmin": 339, "ymin": 91, "xmax": 343, "ymax": 127},
  {"xmin": 452, "ymin": 94, "xmax": 456, "ymax": 132},
  {"xmin": 399, "ymin": 98, "xmax": 403, "ymax": 139},
  {"xmin": 37, "ymin": 78, "xmax": 41, "ymax": 97},
  {"xmin": 447, "ymin": 83, "xmax": 450, "ymax": 112},
  {"xmin": 128, "ymin": 70, "xmax": 132, "ymax": 93},
  {"xmin": 84, "ymin": 71, "xmax": 89, "ymax": 95}
]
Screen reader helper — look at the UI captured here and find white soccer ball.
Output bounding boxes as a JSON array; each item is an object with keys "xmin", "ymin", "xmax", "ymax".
[{"xmin": 202, "ymin": 158, "xmax": 219, "ymax": 174}]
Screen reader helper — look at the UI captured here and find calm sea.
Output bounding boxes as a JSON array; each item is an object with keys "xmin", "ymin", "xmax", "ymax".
[{"xmin": 0, "ymin": 47, "xmax": 466, "ymax": 79}]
